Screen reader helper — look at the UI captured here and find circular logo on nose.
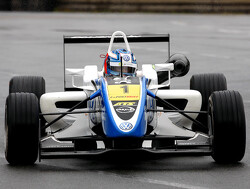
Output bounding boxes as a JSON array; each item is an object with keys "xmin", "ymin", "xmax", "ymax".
[
  {"xmin": 119, "ymin": 122, "xmax": 133, "ymax": 131},
  {"xmin": 123, "ymin": 55, "xmax": 130, "ymax": 62},
  {"xmin": 116, "ymin": 106, "xmax": 135, "ymax": 113}
]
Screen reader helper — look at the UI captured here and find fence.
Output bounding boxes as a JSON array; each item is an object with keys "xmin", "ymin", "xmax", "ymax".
[
  {"xmin": 55, "ymin": 0, "xmax": 250, "ymax": 13},
  {"xmin": 2, "ymin": 0, "xmax": 250, "ymax": 13}
]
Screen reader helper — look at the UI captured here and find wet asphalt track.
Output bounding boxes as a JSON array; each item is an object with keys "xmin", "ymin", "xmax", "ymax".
[{"xmin": 0, "ymin": 12, "xmax": 250, "ymax": 189}]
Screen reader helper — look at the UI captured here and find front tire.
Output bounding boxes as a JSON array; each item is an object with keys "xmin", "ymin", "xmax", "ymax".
[
  {"xmin": 209, "ymin": 90, "xmax": 246, "ymax": 163},
  {"xmin": 5, "ymin": 93, "xmax": 39, "ymax": 165}
]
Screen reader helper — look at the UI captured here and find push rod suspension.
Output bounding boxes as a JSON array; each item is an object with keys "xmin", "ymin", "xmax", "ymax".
[
  {"xmin": 40, "ymin": 109, "xmax": 101, "ymax": 116},
  {"xmin": 147, "ymin": 109, "xmax": 208, "ymax": 114},
  {"xmin": 42, "ymin": 97, "xmax": 90, "ymax": 130},
  {"xmin": 155, "ymin": 96, "xmax": 207, "ymax": 130}
]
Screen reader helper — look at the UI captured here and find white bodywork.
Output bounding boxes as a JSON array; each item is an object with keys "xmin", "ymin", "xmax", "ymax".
[
  {"xmin": 40, "ymin": 91, "xmax": 88, "ymax": 132},
  {"xmin": 157, "ymin": 89, "xmax": 201, "ymax": 130},
  {"xmin": 40, "ymin": 63, "xmax": 201, "ymax": 139}
]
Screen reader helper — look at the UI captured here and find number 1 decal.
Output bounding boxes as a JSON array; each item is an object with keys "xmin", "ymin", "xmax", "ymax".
[
  {"xmin": 120, "ymin": 85, "xmax": 129, "ymax": 93},
  {"xmin": 108, "ymin": 84, "xmax": 140, "ymax": 101}
]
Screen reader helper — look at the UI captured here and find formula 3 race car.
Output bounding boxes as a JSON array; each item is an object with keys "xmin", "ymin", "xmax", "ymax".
[{"xmin": 5, "ymin": 31, "xmax": 246, "ymax": 165}]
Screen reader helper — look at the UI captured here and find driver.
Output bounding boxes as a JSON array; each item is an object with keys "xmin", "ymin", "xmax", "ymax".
[{"xmin": 103, "ymin": 48, "xmax": 137, "ymax": 77}]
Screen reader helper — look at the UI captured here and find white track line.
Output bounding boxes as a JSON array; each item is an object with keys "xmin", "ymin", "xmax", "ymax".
[
  {"xmin": 98, "ymin": 171, "xmax": 209, "ymax": 189},
  {"xmin": 136, "ymin": 177, "xmax": 210, "ymax": 189}
]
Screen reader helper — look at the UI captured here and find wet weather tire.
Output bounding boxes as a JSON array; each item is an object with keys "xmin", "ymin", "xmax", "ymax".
[
  {"xmin": 9, "ymin": 76, "xmax": 46, "ymax": 135},
  {"xmin": 190, "ymin": 73, "xmax": 227, "ymax": 132},
  {"xmin": 209, "ymin": 90, "xmax": 246, "ymax": 163},
  {"xmin": 5, "ymin": 93, "xmax": 39, "ymax": 165},
  {"xmin": 9, "ymin": 76, "xmax": 45, "ymax": 99}
]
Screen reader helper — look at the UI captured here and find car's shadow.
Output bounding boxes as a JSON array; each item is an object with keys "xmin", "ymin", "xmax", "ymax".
[{"xmin": 5, "ymin": 150, "xmax": 246, "ymax": 173}]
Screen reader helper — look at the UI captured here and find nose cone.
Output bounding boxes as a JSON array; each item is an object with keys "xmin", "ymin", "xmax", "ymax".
[{"xmin": 100, "ymin": 77, "xmax": 148, "ymax": 138}]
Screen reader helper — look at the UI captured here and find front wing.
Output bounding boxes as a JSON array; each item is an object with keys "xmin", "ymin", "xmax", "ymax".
[{"xmin": 39, "ymin": 132, "xmax": 212, "ymax": 160}]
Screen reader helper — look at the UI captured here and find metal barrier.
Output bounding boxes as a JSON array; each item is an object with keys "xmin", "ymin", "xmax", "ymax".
[
  {"xmin": 55, "ymin": 0, "xmax": 250, "ymax": 13},
  {"xmin": 2, "ymin": 0, "xmax": 250, "ymax": 13}
]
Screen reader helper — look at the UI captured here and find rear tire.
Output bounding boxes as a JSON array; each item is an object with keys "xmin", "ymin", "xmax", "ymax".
[
  {"xmin": 190, "ymin": 73, "xmax": 227, "ymax": 132},
  {"xmin": 9, "ymin": 76, "xmax": 45, "ymax": 99},
  {"xmin": 9, "ymin": 76, "xmax": 46, "ymax": 135},
  {"xmin": 209, "ymin": 90, "xmax": 246, "ymax": 163},
  {"xmin": 5, "ymin": 93, "xmax": 39, "ymax": 165}
]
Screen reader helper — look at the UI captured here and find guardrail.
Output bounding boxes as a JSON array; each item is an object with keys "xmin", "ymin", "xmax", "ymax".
[
  {"xmin": 55, "ymin": 0, "xmax": 250, "ymax": 13},
  {"xmin": 3, "ymin": 0, "xmax": 250, "ymax": 13}
]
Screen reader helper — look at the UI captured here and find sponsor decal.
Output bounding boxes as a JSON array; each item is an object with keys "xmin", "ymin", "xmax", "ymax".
[
  {"xmin": 119, "ymin": 122, "xmax": 133, "ymax": 131},
  {"xmin": 109, "ymin": 95, "xmax": 139, "ymax": 100},
  {"xmin": 112, "ymin": 101, "xmax": 138, "ymax": 120},
  {"xmin": 108, "ymin": 84, "xmax": 140, "ymax": 101},
  {"xmin": 116, "ymin": 106, "xmax": 135, "ymax": 113},
  {"xmin": 123, "ymin": 55, "xmax": 130, "ymax": 62},
  {"xmin": 113, "ymin": 102, "xmax": 137, "ymax": 106}
]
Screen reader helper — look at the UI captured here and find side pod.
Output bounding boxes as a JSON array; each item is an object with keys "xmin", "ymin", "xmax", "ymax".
[{"xmin": 40, "ymin": 91, "xmax": 88, "ymax": 132}]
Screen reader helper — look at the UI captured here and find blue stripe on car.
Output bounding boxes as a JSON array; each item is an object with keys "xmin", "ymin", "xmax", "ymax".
[
  {"xmin": 100, "ymin": 76, "xmax": 147, "ymax": 138},
  {"xmin": 101, "ymin": 77, "xmax": 125, "ymax": 137}
]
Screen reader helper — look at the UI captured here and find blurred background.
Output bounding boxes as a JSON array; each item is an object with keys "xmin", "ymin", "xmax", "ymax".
[
  {"xmin": 1, "ymin": 0, "xmax": 250, "ymax": 13},
  {"xmin": 0, "ymin": 2, "xmax": 250, "ymax": 189}
]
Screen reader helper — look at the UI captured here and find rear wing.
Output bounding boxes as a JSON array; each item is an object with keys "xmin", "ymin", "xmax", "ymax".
[
  {"xmin": 64, "ymin": 34, "xmax": 170, "ymax": 44},
  {"xmin": 63, "ymin": 34, "xmax": 170, "ymax": 91}
]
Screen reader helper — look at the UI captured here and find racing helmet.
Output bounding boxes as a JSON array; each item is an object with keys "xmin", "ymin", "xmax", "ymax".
[{"xmin": 104, "ymin": 48, "xmax": 137, "ymax": 76}]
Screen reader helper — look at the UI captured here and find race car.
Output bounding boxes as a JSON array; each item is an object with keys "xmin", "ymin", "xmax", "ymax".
[{"xmin": 5, "ymin": 31, "xmax": 246, "ymax": 165}]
